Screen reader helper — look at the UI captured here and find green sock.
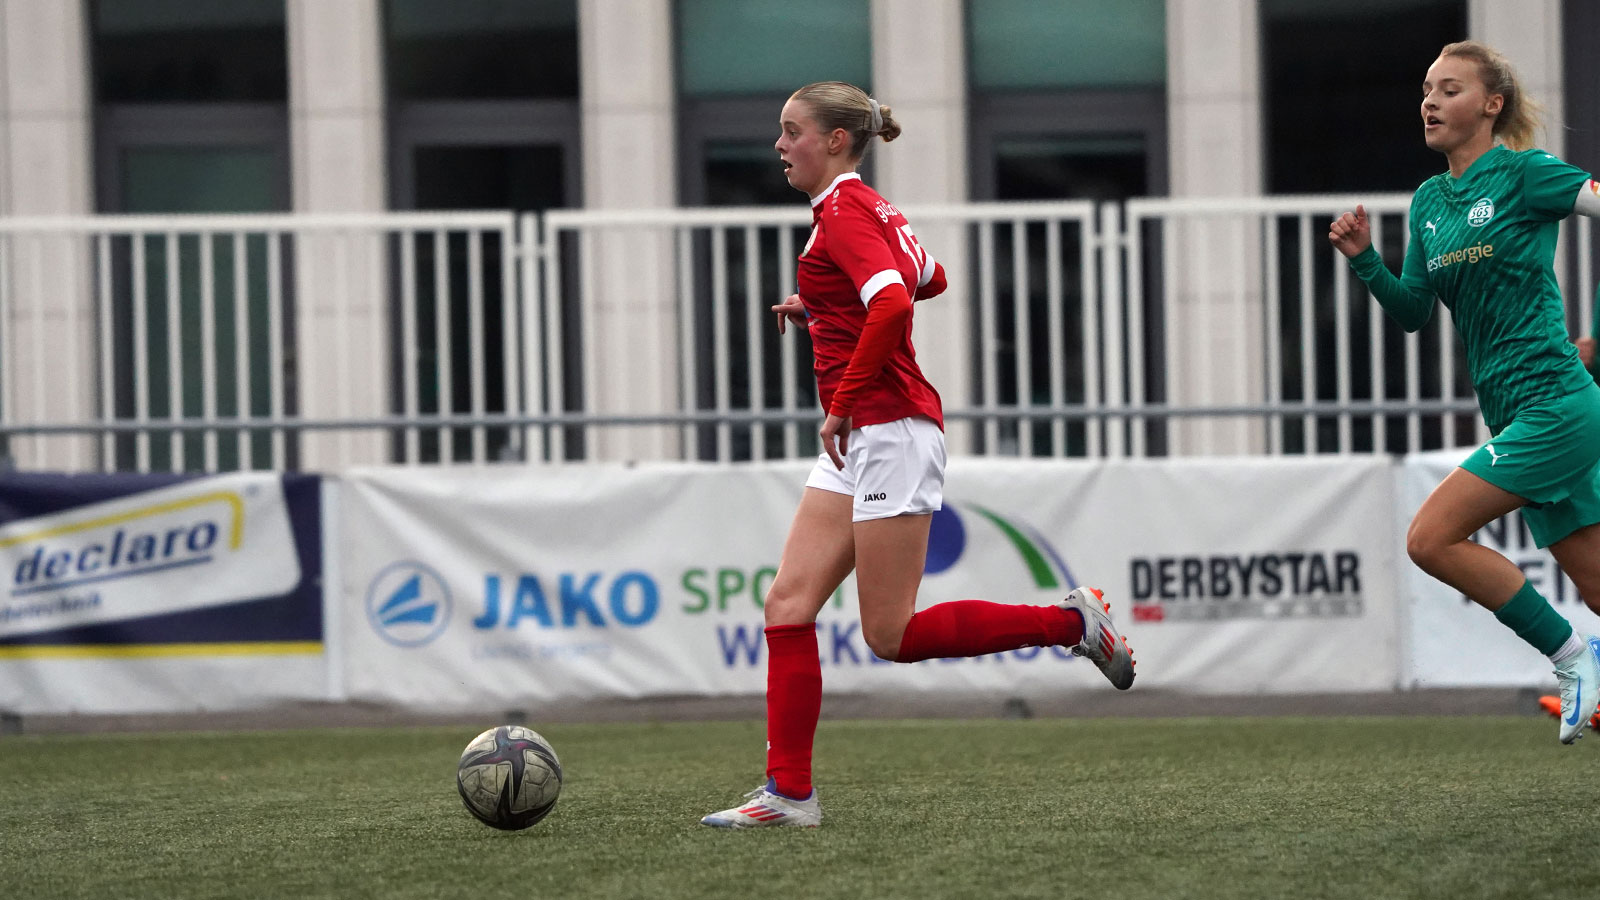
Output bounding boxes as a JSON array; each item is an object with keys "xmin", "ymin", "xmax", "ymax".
[{"xmin": 1493, "ymin": 580, "xmax": 1573, "ymax": 657}]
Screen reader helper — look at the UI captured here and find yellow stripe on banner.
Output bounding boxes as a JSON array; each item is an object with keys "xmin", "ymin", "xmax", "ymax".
[
  {"xmin": 0, "ymin": 641, "xmax": 323, "ymax": 660},
  {"xmin": 0, "ymin": 490, "xmax": 247, "ymax": 551}
]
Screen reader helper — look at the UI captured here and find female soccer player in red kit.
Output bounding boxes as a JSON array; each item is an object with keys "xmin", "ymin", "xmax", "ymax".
[{"xmin": 700, "ymin": 82, "xmax": 1135, "ymax": 829}]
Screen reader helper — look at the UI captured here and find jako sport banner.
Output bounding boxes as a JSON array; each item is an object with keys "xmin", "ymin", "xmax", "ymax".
[
  {"xmin": 0, "ymin": 472, "xmax": 326, "ymax": 713},
  {"xmin": 338, "ymin": 456, "xmax": 1399, "ymax": 709}
]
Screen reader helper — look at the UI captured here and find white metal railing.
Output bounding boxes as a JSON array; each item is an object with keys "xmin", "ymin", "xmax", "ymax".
[
  {"xmin": 1, "ymin": 200, "xmax": 1594, "ymax": 472},
  {"xmin": 537, "ymin": 201, "xmax": 1103, "ymax": 462},
  {"xmin": 0, "ymin": 212, "xmax": 517, "ymax": 472},
  {"xmin": 1125, "ymin": 194, "xmax": 1438, "ymax": 456}
]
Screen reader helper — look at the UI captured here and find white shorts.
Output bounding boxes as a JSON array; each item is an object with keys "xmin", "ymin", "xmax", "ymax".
[{"xmin": 805, "ymin": 415, "xmax": 946, "ymax": 522}]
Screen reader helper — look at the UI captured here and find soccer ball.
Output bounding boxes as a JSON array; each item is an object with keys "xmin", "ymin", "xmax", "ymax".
[{"xmin": 455, "ymin": 725, "xmax": 563, "ymax": 830}]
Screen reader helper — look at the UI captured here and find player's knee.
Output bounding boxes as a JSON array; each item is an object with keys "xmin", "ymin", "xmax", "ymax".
[
  {"xmin": 762, "ymin": 592, "xmax": 800, "ymax": 626},
  {"xmin": 762, "ymin": 585, "xmax": 814, "ymax": 627},
  {"xmin": 1405, "ymin": 520, "xmax": 1445, "ymax": 572},
  {"xmin": 860, "ymin": 621, "xmax": 905, "ymax": 662},
  {"xmin": 1404, "ymin": 531, "xmax": 1432, "ymax": 570}
]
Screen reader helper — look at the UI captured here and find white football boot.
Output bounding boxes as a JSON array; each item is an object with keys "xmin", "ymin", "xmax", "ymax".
[
  {"xmin": 700, "ymin": 779, "xmax": 821, "ymax": 828},
  {"xmin": 1553, "ymin": 636, "xmax": 1600, "ymax": 744},
  {"xmin": 1058, "ymin": 586, "xmax": 1136, "ymax": 690}
]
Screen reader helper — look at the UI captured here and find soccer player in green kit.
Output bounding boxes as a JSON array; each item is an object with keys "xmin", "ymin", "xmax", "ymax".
[{"xmin": 1330, "ymin": 41, "xmax": 1600, "ymax": 744}]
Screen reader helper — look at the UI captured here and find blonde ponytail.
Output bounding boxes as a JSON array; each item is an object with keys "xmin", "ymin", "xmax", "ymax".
[
  {"xmin": 1441, "ymin": 40, "xmax": 1544, "ymax": 151},
  {"xmin": 789, "ymin": 82, "xmax": 901, "ymax": 160}
]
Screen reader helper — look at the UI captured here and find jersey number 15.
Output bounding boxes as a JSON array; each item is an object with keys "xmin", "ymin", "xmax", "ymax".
[{"xmin": 894, "ymin": 223, "xmax": 927, "ymax": 272}]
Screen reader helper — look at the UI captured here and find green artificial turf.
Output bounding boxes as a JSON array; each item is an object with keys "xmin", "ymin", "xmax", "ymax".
[{"xmin": 1, "ymin": 716, "xmax": 1592, "ymax": 900}]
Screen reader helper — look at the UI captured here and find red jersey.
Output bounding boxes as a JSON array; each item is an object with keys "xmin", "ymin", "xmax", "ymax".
[{"xmin": 797, "ymin": 173, "xmax": 944, "ymax": 429}]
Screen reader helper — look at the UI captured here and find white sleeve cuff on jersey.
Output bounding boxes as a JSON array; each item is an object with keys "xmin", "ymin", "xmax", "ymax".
[
  {"xmin": 1575, "ymin": 180, "xmax": 1600, "ymax": 219},
  {"xmin": 859, "ymin": 269, "xmax": 905, "ymax": 306},
  {"xmin": 917, "ymin": 254, "xmax": 938, "ymax": 288}
]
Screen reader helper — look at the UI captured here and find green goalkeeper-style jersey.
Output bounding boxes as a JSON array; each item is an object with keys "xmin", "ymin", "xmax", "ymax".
[{"xmin": 1349, "ymin": 144, "xmax": 1593, "ymax": 431}]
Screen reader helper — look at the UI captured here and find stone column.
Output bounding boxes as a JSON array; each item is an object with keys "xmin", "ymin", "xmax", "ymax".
[
  {"xmin": 0, "ymin": 0, "xmax": 95, "ymax": 470},
  {"xmin": 1470, "ymin": 0, "xmax": 1563, "ymax": 158},
  {"xmin": 1163, "ymin": 0, "xmax": 1265, "ymax": 455},
  {"xmin": 286, "ymin": 0, "xmax": 388, "ymax": 469},
  {"xmin": 576, "ymin": 0, "xmax": 678, "ymax": 461},
  {"xmin": 872, "ymin": 0, "xmax": 972, "ymax": 452},
  {"xmin": 1471, "ymin": 1, "xmax": 1570, "ymax": 308}
]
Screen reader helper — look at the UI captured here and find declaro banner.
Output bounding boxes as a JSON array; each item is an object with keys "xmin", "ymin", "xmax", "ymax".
[
  {"xmin": 1401, "ymin": 450, "xmax": 1600, "ymax": 687},
  {"xmin": 0, "ymin": 472, "xmax": 327, "ymax": 714},
  {"xmin": 339, "ymin": 456, "xmax": 1399, "ymax": 708}
]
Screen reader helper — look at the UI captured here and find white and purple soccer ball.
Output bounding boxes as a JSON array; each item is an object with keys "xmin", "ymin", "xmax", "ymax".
[{"xmin": 455, "ymin": 725, "xmax": 563, "ymax": 830}]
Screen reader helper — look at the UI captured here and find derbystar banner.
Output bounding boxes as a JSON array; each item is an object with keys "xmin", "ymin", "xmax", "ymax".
[
  {"xmin": 1402, "ymin": 450, "xmax": 1600, "ymax": 687},
  {"xmin": 0, "ymin": 472, "xmax": 326, "ymax": 713},
  {"xmin": 1082, "ymin": 456, "xmax": 1399, "ymax": 693},
  {"xmin": 340, "ymin": 455, "xmax": 1398, "ymax": 708}
]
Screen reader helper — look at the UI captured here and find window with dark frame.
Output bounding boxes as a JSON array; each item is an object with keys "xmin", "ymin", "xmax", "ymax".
[
  {"xmin": 1261, "ymin": 0, "xmax": 1470, "ymax": 455},
  {"xmin": 382, "ymin": 0, "xmax": 582, "ymax": 464},
  {"xmin": 90, "ymin": 0, "xmax": 293, "ymax": 473},
  {"xmin": 966, "ymin": 0, "xmax": 1168, "ymax": 457},
  {"xmin": 674, "ymin": 0, "xmax": 871, "ymax": 461}
]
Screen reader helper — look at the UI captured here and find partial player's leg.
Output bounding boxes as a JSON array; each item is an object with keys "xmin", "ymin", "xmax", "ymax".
[
  {"xmin": 1415, "ymin": 464, "xmax": 1592, "ymax": 742},
  {"xmin": 846, "ymin": 416, "xmax": 1132, "ymax": 688},
  {"xmin": 1546, "ymin": 522, "xmax": 1600, "ymax": 618},
  {"xmin": 1405, "ymin": 466, "xmax": 1529, "ymax": 605},
  {"xmin": 764, "ymin": 486, "xmax": 856, "ymax": 628},
  {"xmin": 850, "ymin": 510, "xmax": 1067, "ymax": 657},
  {"xmin": 1544, "ymin": 523, "xmax": 1600, "ymax": 732},
  {"xmin": 852, "ymin": 511, "xmax": 933, "ymax": 660},
  {"xmin": 701, "ymin": 487, "xmax": 851, "ymax": 829},
  {"xmin": 851, "ymin": 512, "xmax": 1134, "ymax": 688}
]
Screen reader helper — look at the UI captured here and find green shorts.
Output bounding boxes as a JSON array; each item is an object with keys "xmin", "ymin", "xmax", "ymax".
[{"xmin": 1461, "ymin": 383, "xmax": 1600, "ymax": 547}]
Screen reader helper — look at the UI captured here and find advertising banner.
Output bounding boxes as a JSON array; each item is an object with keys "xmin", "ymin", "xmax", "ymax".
[
  {"xmin": 0, "ymin": 472, "xmax": 326, "ymax": 713},
  {"xmin": 1401, "ymin": 450, "xmax": 1600, "ymax": 687},
  {"xmin": 1083, "ymin": 456, "xmax": 1400, "ymax": 693},
  {"xmin": 340, "ymin": 455, "xmax": 1399, "ymax": 708}
]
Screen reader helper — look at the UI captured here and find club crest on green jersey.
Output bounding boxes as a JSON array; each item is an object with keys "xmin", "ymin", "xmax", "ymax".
[{"xmin": 1467, "ymin": 197, "xmax": 1495, "ymax": 227}]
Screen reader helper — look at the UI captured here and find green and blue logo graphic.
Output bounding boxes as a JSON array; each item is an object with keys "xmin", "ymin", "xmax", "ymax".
[{"xmin": 924, "ymin": 504, "xmax": 1078, "ymax": 591}]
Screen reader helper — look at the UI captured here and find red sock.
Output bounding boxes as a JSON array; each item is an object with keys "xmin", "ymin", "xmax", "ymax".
[
  {"xmin": 895, "ymin": 600, "xmax": 1084, "ymax": 662},
  {"xmin": 764, "ymin": 623, "xmax": 821, "ymax": 799}
]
